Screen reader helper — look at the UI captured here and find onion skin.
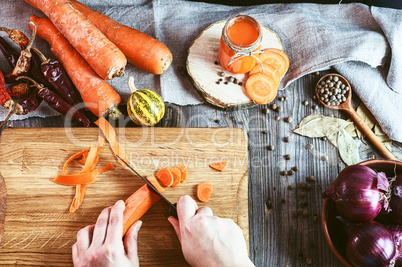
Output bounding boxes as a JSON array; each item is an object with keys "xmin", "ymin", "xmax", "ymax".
[
  {"xmin": 323, "ymin": 165, "xmax": 389, "ymax": 223},
  {"xmin": 346, "ymin": 221, "xmax": 396, "ymax": 267},
  {"xmin": 389, "ymin": 174, "xmax": 402, "ymax": 224}
]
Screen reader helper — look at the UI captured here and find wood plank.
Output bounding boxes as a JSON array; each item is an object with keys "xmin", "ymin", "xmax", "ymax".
[{"xmin": 0, "ymin": 127, "xmax": 248, "ymax": 266}]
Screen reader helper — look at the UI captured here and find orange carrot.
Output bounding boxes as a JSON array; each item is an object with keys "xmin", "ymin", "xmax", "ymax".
[
  {"xmin": 209, "ymin": 161, "xmax": 228, "ymax": 172},
  {"xmin": 123, "ymin": 184, "xmax": 161, "ymax": 236},
  {"xmin": 248, "ymin": 63, "xmax": 280, "ymax": 85},
  {"xmin": 71, "ymin": 0, "xmax": 172, "ymax": 75},
  {"xmin": 96, "ymin": 162, "xmax": 114, "ymax": 174},
  {"xmin": 147, "ymin": 174, "xmax": 164, "ymax": 193},
  {"xmin": 25, "ymin": 0, "xmax": 126, "ymax": 80},
  {"xmin": 156, "ymin": 168, "xmax": 173, "ymax": 187},
  {"xmin": 245, "ymin": 73, "xmax": 278, "ymax": 105},
  {"xmin": 197, "ymin": 183, "xmax": 213, "ymax": 202},
  {"xmin": 169, "ymin": 167, "xmax": 182, "ymax": 188},
  {"xmin": 29, "ymin": 16, "xmax": 122, "ymax": 119},
  {"xmin": 52, "ymin": 172, "xmax": 97, "ymax": 185},
  {"xmin": 95, "ymin": 117, "xmax": 130, "ymax": 167},
  {"xmin": 258, "ymin": 48, "xmax": 289, "ymax": 77},
  {"xmin": 175, "ymin": 164, "xmax": 187, "ymax": 183}
]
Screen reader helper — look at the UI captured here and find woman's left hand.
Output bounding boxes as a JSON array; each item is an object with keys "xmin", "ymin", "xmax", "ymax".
[{"xmin": 72, "ymin": 200, "xmax": 141, "ymax": 267}]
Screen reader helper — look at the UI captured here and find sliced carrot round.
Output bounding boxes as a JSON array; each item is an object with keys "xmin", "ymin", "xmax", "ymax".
[
  {"xmin": 175, "ymin": 164, "xmax": 187, "ymax": 183},
  {"xmin": 245, "ymin": 73, "xmax": 278, "ymax": 104},
  {"xmin": 147, "ymin": 174, "xmax": 165, "ymax": 192},
  {"xmin": 156, "ymin": 168, "xmax": 173, "ymax": 187},
  {"xmin": 197, "ymin": 182, "xmax": 213, "ymax": 202},
  {"xmin": 249, "ymin": 63, "xmax": 280, "ymax": 85},
  {"xmin": 209, "ymin": 161, "xmax": 228, "ymax": 172},
  {"xmin": 169, "ymin": 167, "xmax": 182, "ymax": 187},
  {"xmin": 258, "ymin": 48, "xmax": 289, "ymax": 77}
]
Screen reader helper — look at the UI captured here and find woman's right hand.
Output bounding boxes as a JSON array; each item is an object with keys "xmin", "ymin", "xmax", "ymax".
[{"xmin": 168, "ymin": 195, "xmax": 254, "ymax": 267}]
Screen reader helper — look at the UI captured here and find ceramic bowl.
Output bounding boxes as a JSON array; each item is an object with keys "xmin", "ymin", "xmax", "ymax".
[{"xmin": 322, "ymin": 159, "xmax": 402, "ymax": 266}]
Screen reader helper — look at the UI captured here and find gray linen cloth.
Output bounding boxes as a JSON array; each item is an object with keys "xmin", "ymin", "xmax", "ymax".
[{"xmin": 0, "ymin": 1, "xmax": 401, "ymax": 142}]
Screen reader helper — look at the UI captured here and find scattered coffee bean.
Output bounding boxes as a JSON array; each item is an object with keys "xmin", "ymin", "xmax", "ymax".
[
  {"xmin": 279, "ymin": 97, "xmax": 285, "ymax": 101},
  {"xmin": 228, "ymin": 76, "xmax": 235, "ymax": 83},
  {"xmin": 302, "ymin": 100, "xmax": 309, "ymax": 106},
  {"xmin": 288, "ymin": 170, "xmax": 295, "ymax": 175},
  {"xmin": 280, "ymin": 170, "xmax": 288, "ymax": 176},
  {"xmin": 233, "ymin": 78, "xmax": 238, "ymax": 84},
  {"xmin": 288, "ymin": 185, "xmax": 294, "ymax": 190},
  {"xmin": 284, "ymin": 154, "xmax": 291, "ymax": 160},
  {"xmin": 306, "ymin": 175, "xmax": 315, "ymax": 182},
  {"xmin": 267, "ymin": 145, "xmax": 275, "ymax": 151},
  {"xmin": 283, "ymin": 136, "xmax": 290, "ymax": 142},
  {"xmin": 271, "ymin": 103, "xmax": 277, "ymax": 110},
  {"xmin": 322, "ymin": 155, "xmax": 329, "ymax": 161},
  {"xmin": 262, "ymin": 108, "xmax": 269, "ymax": 114},
  {"xmin": 276, "ymin": 106, "xmax": 283, "ymax": 113},
  {"xmin": 224, "ymin": 81, "xmax": 229, "ymax": 85},
  {"xmin": 292, "ymin": 166, "xmax": 298, "ymax": 171},
  {"xmin": 219, "ymin": 71, "xmax": 225, "ymax": 77},
  {"xmin": 216, "ymin": 81, "xmax": 220, "ymax": 85}
]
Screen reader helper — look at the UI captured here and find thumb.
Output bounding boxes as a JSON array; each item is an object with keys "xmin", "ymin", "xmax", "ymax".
[
  {"xmin": 124, "ymin": 220, "xmax": 142, "ymax": 263},
  {"xmin": 168, "ymin": 216, "xmax": 181, "ymax": 243}
]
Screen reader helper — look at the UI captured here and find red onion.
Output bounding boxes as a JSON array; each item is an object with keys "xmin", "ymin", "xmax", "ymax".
[
  {"xmin": 345, "ymin": 221, "xmax": 396, "ymax": 267},
  {"xmin": 389, "ymin": 174, "xmax": 402, "ymax": 224},
  {"xmin": 323, "ymin": 165, "xmax": 389, "ymax": 223}
]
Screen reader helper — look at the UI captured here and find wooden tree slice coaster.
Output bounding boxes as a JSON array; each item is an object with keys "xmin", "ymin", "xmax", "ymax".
[{"xmin": 187, "ymin": 20, "xmax": 284, "ymax": 110}]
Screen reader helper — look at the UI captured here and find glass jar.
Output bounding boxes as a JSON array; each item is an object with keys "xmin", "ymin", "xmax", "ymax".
[{"xmin": 218, "ymin": 15, "xmax": 262, "ymax": 74}]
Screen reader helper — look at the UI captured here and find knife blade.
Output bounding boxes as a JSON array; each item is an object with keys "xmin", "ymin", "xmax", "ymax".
[{"xmin": 115, "ymin": 154, "xmax": 178, "ymax": 219}]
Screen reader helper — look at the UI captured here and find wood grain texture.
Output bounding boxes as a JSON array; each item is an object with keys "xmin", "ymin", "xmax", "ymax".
[
  {"xmin": 0, "ymin": 127, "xmax": 248, "ymax": 266},
  {"xmin": 186, "ymin": 20, "xmax": 283, "ymax": 110}
]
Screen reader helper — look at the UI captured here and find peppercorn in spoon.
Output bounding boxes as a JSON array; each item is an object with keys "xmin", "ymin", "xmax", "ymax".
[{"xmin": 315, "ymin": 73, "xmax": 396, "ymax": 160}]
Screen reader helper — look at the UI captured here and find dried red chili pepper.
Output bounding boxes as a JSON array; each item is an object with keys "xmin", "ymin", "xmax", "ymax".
[
  {"xmin": 0, "ymin": 69, "xmax": 14, "ymax": 111},
  {"xmin": 1, "ymin": 25, "xmax": 36, "ymax": 84},
  {"xmin": 32, "ymin": 47, "xmax": 82, "ymax": 106},
  {"xmin": 7, "ymin": 82, "xmax": 30, "ymax": 98},
  {"xmin": 17, "ymin": 76, "xmax": 91, "ymax": 127},
  {"xmin": 0, "ymin": 36, "xmax": 19, "ymax": 68}
]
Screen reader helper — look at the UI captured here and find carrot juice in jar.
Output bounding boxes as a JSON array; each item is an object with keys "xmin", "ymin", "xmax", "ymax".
[{"xmin": 218, "ymin": 15, "xmax": 262, "ymax": 74}]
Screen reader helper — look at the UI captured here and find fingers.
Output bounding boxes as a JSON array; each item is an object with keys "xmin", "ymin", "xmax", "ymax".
[
  {"xmin": 76, "ymin": 225, "xmax": 95, "ymax": 250},
  {"xmin": 196, "ymin": 206, "xmax": 213, "ymax": 217},
  {"xmin": 104, "ymin": 200, "xmax": 125, "ymax": 246},
  {"xmin": 177, "ymin": 195, "xmax": 198, "ymax": 222},
  {"xmin": 124, "ymin": 220, "xmax": 142, "ymax": 262},
  {"xmin": 167, "ymin": 216, "xmax": 181, "ymax": 243},
  {"xmin": 90, "ymin": 206, "xmax": 111, "ymax": 247}
]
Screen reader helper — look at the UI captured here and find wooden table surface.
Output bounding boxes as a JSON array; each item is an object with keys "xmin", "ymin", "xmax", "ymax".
[{"xmin": 1, "ymin": 71, "xmax": 401, "ymax": 267}]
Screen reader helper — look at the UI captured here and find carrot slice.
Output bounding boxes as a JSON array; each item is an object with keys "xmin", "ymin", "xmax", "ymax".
[
  {"xmin": 258, "ymin": 48, "xmax": 289, "ymax": 77},
  {"xmin": 156, "ymin": 168, "xmax": 174, "ymax": 187},
  {"xmin": 95, "ymin": 117, "xmax": 130, "ymax": 167},
  {"xmin": 197, "ymin": 183, "xmax": 213, "ymax": 202},
  {"xmin": 245, "ymin": 73, "xmax": 278, "ymax": 104},
  {"xmin": 52, "ymin": 172, "xmax": 97, "ymax": 185},
  {"xmin": 175, "ymin": 164, "xmax": 187, "ymax": 183},
  {"xmin": 147, "ymin": 174, "xmax": 164, "ymax": 193},
  {"xmin": 169, "ymin": 167, "xmax": 182, "ymax": 187},
  {"xmin": 123, "ymin": 184, "xmax": 161, "ymax": 236},
  {"xmin": 249, "ymin": 63, "xmax": 280, "ymax": 85},
  {"xmin": 209, "ymin": 161, "xmax": 228, "ymax": 172}
]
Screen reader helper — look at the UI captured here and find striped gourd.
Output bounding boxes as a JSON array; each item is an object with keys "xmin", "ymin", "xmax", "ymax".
[{"xmin": 127, "ymin": 76, "xmax": 165, "ymax": 126}]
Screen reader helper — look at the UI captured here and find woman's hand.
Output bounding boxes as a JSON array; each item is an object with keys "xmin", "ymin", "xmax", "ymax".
[
  {"xmin": 72, "ymin": 200, "xmax": 141, "ymax": 267},
  {"xmin": 168, "ymin": 195, "xmax": 254, "ymax": 267}
]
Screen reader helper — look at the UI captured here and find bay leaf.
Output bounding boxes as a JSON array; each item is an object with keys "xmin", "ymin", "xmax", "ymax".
[
  {"xmin": 338, "ymin": 128, "xmax": 360, "ymax": 166},
  {"xmin": 374, "ymin": 123, "xmax": 387, "ymax": 136},
  {"xmin": 356, "ymin": 104, "xmax": 376, "ymax": 139},
  {"xmin": 295, "ymin": 114, "xmax": 324, "ymax": 128},
  {"xmin": 293, "ymin": 116, "xmax": 352, "ymax": 139},
  {"xmin": 344, "ymin": 119, "xmax": 357, "ymax": 137}
]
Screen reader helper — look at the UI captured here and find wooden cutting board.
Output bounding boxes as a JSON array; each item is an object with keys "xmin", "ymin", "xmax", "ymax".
[{"xmin": 0, "ymin": 127, "xmax": 248, "ymax": 266}]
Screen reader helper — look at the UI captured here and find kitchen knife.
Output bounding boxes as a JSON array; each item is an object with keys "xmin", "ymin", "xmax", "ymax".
[{"xmin": 115, "ymin": 154, "xmax": 178, "ymax": 220}]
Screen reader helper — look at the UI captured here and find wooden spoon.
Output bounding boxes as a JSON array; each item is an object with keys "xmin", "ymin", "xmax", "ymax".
[{"xmin": 315, "ymin": 73, "xmax": 396, "ymax": 160}]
